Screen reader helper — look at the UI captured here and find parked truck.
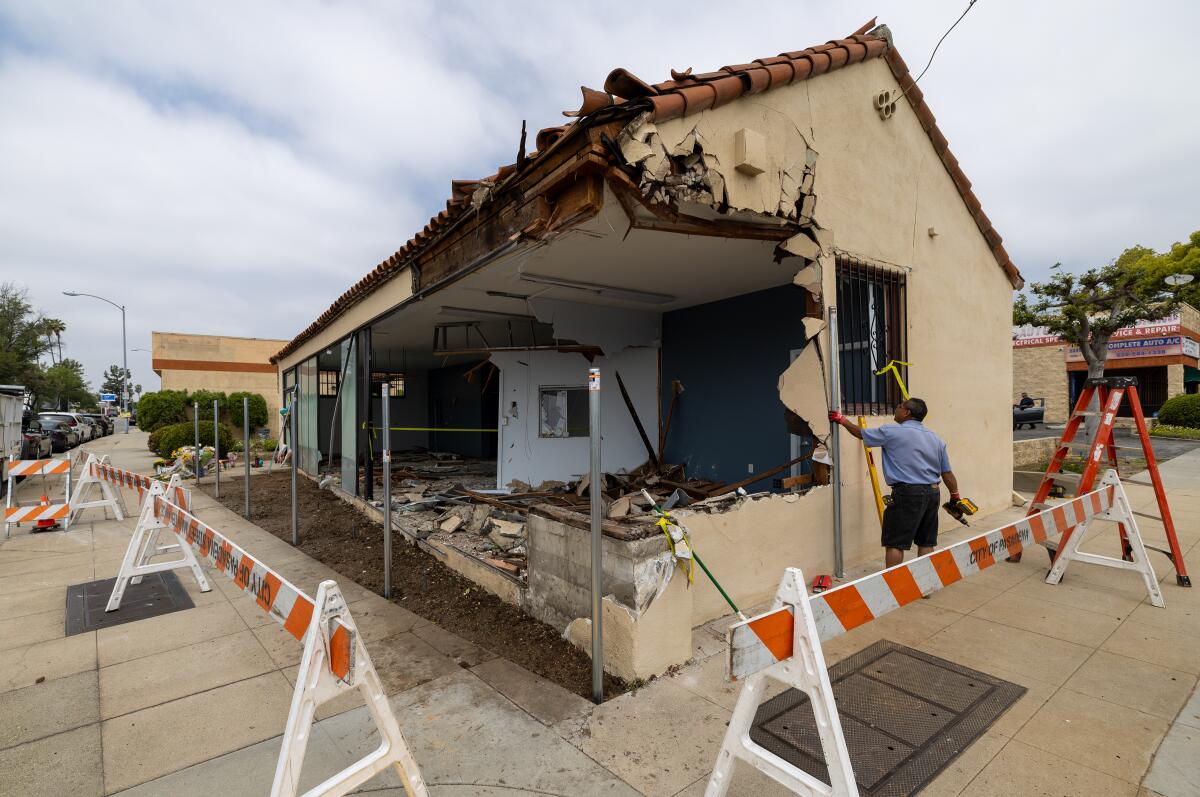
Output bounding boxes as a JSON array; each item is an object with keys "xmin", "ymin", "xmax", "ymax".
[{"xmin": 0, "ymin": 385, "xmax": 25, "ymax": 498}]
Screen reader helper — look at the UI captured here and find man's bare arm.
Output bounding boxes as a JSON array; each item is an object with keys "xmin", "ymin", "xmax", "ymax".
[
  {"xmin": 942, "ymin": 471, "xmax": 959, "ymax": 496},
  {"xmin": 828, "ymin": 412, "xmax": 864, "ymax": 440}
]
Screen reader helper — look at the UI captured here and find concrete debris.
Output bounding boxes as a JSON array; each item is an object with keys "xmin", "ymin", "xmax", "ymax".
[{"xmin": 780, "ymin": 231, "xmax": 820, "ymax": 261}]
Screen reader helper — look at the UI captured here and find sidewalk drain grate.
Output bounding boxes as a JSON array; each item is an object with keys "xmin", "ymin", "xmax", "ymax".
[
  {"xmin": 65, "ymin": 572, "xmax": 195, "ymax": 635},
  {"xmin": 749, "ymin": 640, "xmax": 1025, "ymax": 796}
]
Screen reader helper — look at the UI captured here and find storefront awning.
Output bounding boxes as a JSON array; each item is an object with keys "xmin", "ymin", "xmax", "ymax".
[{"xmin": 1185, "ymin": 365, "xmax": 1200, "ymax": 383}]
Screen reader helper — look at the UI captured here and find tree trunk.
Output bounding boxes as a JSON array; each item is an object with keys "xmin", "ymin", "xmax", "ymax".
[{"xmin": 1082, "ymin": 341, "xmax": 1109, "ymax": 445}]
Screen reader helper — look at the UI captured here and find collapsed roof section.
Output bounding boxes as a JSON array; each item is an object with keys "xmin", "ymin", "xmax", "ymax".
[{"xmin": 273, "ymin": 19, "xmax": 1022, "ymax": 364}]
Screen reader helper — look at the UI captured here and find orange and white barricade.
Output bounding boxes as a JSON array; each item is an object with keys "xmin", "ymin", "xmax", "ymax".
[
  {"xmin": 4, "ymin": 458, "xmax": 72, "ymax": 537},
  {"xmin": 707, "ymin": 469, "xmax": 1161, "ymax": 797},
  {"xmin": 67, "ymin": 453, "xmax": 125, "ymax": 523},
  {"xmin": 110, "ymin": 491, "xmax": 428, "ymax": 797}
]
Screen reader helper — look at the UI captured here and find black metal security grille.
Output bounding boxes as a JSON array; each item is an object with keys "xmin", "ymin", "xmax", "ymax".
[{"xmin": 836, "ymin": 257, "xmax": 907, "ymax": 416}]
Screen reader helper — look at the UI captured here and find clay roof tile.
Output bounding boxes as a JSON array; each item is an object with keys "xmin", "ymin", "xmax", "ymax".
[{"xmin": 604, "ymin": 67, "xmax": 658, "ymax": 98}]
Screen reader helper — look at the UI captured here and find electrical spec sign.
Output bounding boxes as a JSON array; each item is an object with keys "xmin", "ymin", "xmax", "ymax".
[{"xmin": 1066, "ymin": 336, "xmax": 1189, "ymax": 362}]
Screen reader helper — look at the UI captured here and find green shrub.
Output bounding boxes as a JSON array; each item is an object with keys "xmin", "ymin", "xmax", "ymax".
[
  {"xmin": 149, "ymin": 421, "xmax": 234, "ymax": 458},
  {"xmin": 229, "ymin": 391, "xmax": 269, "ymax": 430},
  {"xmin": 136, "ymin": 390, "xmax": 188, "ymax": 432},
  {"xmin": 1157, "ymin": 394, "xmax": 1200, "ymax": 429},
  {"xmin": 1149, "ymin": 424, "xmax": 1200, "ymax": 440},
  {"xmin": 251, "ymin": 437, "xmax": 278, "ymax": 452},
  {"xmin": 188, "ymin": 389, "xmax": 228, "ymax": 418}
]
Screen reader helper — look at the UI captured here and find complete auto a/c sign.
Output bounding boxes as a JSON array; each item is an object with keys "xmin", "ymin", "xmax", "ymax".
[{"xmin": 1066, "ymin": 335, "xmax": 1195, "ymax": 362}]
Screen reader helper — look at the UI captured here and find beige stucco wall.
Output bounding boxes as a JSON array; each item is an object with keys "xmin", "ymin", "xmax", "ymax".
[
  {"xmin": 648, "ymin": 56, "xmax": 1015, "ymax": 607},
  {"xmin": 275, "ymin": 269, "xmax": 416, "ymax": 374},
  {"xmin": 153, "ymin": 332, "xmax": 286, "ymax": 435},
  {"xmin": 1014, "ymin": 344, "xmax": 1071, "ymax": 421},
  {"xmin": 1168, "ymin": 363, "xmax": 1185, "ymax": 400}
]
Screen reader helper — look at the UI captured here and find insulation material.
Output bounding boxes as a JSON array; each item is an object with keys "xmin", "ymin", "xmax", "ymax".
[{"xmin": 778, "ymin": 343, "xmax": 830, "ymax": 440}]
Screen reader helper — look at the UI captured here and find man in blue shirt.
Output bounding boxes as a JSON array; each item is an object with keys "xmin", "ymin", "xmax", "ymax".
[{"xmin": 829, "ymin": 398, "xmax": 962, "ymax": 568}]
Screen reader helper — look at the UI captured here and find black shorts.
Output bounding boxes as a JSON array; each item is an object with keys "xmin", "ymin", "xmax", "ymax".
[{"xmin": 882, "ymin": 483, "xmax": 940, "ymax": 550}]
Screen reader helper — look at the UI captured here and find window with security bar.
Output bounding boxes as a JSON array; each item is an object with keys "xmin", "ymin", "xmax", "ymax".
[{"xmin": 836, "ymin": 257, "xmax": 908, "ymax": 416}]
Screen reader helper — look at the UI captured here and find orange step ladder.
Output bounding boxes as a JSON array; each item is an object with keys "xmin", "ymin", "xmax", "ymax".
[{"xmin": 1012, "ymin": 376, "xmax": 1190, "ymax": 587}]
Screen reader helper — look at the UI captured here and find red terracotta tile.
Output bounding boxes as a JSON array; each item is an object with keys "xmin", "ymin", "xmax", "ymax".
[
  {"xmin": 647, "ymin": 92, "xmax": 686, "ymax": 121},
  {"xmin": 709, "ymin": 75, "xmax": 745, "ymax": 108}
]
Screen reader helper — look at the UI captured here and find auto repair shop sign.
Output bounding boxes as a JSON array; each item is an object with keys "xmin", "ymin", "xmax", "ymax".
[{"xmin": 1065, "ymin": 335, "xmax": 1195, "ymax": 362}]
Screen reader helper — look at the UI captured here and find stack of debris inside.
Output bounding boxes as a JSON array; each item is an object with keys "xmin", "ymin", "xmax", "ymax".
[{"xmin": 370, "ymin": 447, "xmax": 822, "ymax": 581}]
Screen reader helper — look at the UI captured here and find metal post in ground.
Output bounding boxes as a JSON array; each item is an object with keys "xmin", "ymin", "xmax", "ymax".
[
  {"xmin": 213, "ymin": 399, "xmax": 220, "ymax": 498},
  {"xmin": 193, "ymin": 402, "xmax": 202, "ymax": 481},
  {"xmin": 381, "ymin": 381, "xmax": 392, "ymax": 599},
  {"xmin": 243, "ymin": 396, "xmax": 250, "ymax": 520},
  {"xmin": 827, "ymin": 305, "xmax": 844, "ymax": 579},
  {"xmin": 588, "ymin": 366, "xmax": 603, "ymax": 704},
  {"xmin": 290, "ymin": 389, "xmax": 298, "ymax": 546}
]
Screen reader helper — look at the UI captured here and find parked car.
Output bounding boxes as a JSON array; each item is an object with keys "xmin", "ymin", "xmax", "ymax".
[
  {"xmin": 1013, "ymin": 397, "xmax": 1046, "ymax": 430},
  {"xmin": 38, "ymin": 412, "xmax": 90, "ymax": 443},
  {"xmin": 36, "ymin": 418, "xmax": 79, "ymax": 452},
  {"xmin": 21, "ymin": 420, "xmax": 53, "ymax": 459},
  {"xmin": 81, "ymin": 413, "xmax": 112, "ymax": 436}
]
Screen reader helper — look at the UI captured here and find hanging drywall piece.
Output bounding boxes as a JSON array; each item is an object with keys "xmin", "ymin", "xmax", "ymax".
[
  {"xmin": 778, "ymin": 344, "xmax": 830, "ymax": 440},
  {"xmin": 780, "ymin": 231, "xmax": 820, "ymax": 261},
  {"xmin": 802, "ymin": 317, "xmax": 826, "ymax": 341},
  {"xmin": 529, "ymin": 297, "xmax": 660, "ymax": 354},
  {"xmin": 793, "ymin": 261, "xmax": 822, "ymax": 300}
]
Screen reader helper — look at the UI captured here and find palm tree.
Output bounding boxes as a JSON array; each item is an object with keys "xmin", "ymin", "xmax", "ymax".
[{"xmin": 40, "ymin": 318, "xmax": 66, "ymax": 364}]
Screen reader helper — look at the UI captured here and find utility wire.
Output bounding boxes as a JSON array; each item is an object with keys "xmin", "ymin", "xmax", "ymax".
[{"xmin": 911, "ymin": 0, "xmax": 981, "ymax": 88}]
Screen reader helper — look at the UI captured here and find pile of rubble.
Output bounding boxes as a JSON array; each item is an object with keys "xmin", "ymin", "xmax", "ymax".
[{"xmin": 371, "ymin": 452, "xmax": 798, "ymax": 581}]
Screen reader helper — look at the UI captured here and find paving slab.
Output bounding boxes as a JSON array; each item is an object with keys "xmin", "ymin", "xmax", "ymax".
[
  {"xmin": 962, "ymin": 738, "xmax": 1138, "ymax": 796},
  {"xmin": 470, "ymin": 655, "xmax": 594, "ymax": 726},
  {"xmin": 1065, "ymin": 650, "xmax": 1197, "ymax": 722},
  {"xmin": 0, "ymin": 605, "xmax": 64, "ymax": 651},
  {"xmin": 96, "ymin": 599, "xmax": 247, "ymax": 667},
  {"xmin": 0, "ymin": 723, "xmax": 104, "ymax": 797},
  {"xmin": 1, "ymin": 631, "xmax": 97, "ymax": 693},
  {"xmin": 0, "ymin": 669, "xmax": 99, "ymax": 750},
  {"xmin": 1141, "ymin": 720, "xmax": 1200, "ymax": 797}
]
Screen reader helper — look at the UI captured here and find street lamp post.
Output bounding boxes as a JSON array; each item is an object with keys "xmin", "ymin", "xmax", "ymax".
[{"xmin": 63, "ymin": 292, "xmax": 128, "ymax": 432}]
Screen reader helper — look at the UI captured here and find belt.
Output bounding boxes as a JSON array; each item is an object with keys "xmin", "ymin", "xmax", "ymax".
[{"xmin": 890, "ymin": 482, "xmax": 939, "ymax": 490}]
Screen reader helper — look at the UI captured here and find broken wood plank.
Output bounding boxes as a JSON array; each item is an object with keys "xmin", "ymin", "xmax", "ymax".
[
  {"xmin": 656, "ymin": 478, "xmax": 711, "ymax": 500},
  {"xmin": 484, "ymin": 558, "xmax": 521, "ymax": 574},
  {"xmin": 455, "ymin": 488, "xmax": 529, "ymax": 515},
  {"xmin": 781, "ymin": 474, "xmax": 813, "ymax": 489},
  {"xmin": 615, "ymin": 370, "xmax": 660, "ymax": 470},
  {"xmin": 704, "ymin": 452, "xmax": 814, "ymax": 496},
  {"xmin": 659, "ymin": 379, "xmax": 683, "ymax": 461},
  {"xmin": 529, "ymin": 504, "xmax": 653, "ymax": 541}
]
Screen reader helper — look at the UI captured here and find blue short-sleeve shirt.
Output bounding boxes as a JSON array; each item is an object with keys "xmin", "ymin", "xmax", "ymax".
[{"xmin": 860, "ymin": 420, "xmax": 951, "ymax": 485}]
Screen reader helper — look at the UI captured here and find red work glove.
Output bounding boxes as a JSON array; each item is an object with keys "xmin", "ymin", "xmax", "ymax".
[
  {"xmin": 828, "ymin": 411, "xmax": 846, "ymax": 424},
  {"xmin": 950, "ymin": 492, "xmax": 961, "ymax": 501}
]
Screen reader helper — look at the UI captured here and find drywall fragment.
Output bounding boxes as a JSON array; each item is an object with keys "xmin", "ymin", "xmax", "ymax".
[
  {"xmin": 780, "ymin": 231, "xmax": 820, "ymax": 261},
  {"xmin": 802, "ymin": 317, "xmax": 826, "ymax": 340},
  {"xmin": 793, "ymin": 262, "xmax": 822, "ymax": 298},
  {"xmin": 609, "ymin": 495, "xmax": 632, "ymax": 518},
  {"xmin": 800, "ymin": 194, "xmax": 816, "ymax": 220},
  {"xmin": 621, "ymin": 139, "xmax": 655, "ymax": 165},
  {"xmin": 778, "ymin": 344, "xmax": 830, "ymax": 440},
  {"xmin": 439, "ymin": 514, "xmax": 464, "ymax": 533}
]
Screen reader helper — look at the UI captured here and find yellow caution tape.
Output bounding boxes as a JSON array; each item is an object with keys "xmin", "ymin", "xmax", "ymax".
[{"xmin": 656, "ymin": 511, "xmax": 695, "ymax": 585}]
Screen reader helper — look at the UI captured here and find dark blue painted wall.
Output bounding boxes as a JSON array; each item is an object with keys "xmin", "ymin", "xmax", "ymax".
[{"xmin": 661, "ymin": 284, "xmax": 813, "ymax": 491}]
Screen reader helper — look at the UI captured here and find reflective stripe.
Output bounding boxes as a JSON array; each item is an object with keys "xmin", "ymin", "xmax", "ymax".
[
  {"xmin": 729, "ymin": 485, "xmax": 1115, "ymax": 679},
  {"xmin": 8, "ymin": 459, "xmax": 70, "ymax": 477},
  {"xmin": 5, "ymin": 504, "xmax": 69, "ymax": 521}
]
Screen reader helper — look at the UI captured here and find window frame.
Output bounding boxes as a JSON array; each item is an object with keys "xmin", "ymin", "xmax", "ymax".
[
  {"xmin": 835, "ymin": 256, "xmax": 908, "ymax": 417},
  {"xmin": 537, "ymin": 384, "xmax": 590, "ymax": 439},
  {"xmin": 318, "ymin": 370, "xmax": 339, "ymax": 397}
]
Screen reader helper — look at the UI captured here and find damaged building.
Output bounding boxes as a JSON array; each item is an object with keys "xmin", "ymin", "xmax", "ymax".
[{"xmin": 271, "ymin": 20, "xmax": 1022, "ymax": 680}]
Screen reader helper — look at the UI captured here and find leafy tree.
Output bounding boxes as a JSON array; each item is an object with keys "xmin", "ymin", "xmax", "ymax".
[
  {"xmin": 1013, "ymin": 247, "xmax": 1178, "ymax": 382},
  {"xmin": 100, "ymin": 364, "xmax": 132, "ymax": 397},
  {"xmin": 229, "ymin": 391, "xmax": 268, "ymax": 430},
  {"xmin": 1139, "ymin": 230, "xmax": 1200, "ymax": 309},
  {"xmin": 0, "ymin": 283, "xmax": 53, "ymax": 388},
  {"xmin": 42, "ymin": 359, "xmax": 94, "ymax": 410},
  {"xmin": 136, "ymin": 390, "xmax": 188, "ymax": 431}
]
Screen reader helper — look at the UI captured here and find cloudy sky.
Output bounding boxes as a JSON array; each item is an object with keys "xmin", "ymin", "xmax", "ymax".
[{"xmin": 1, "ymin": 1, "xmax": 1197, "ymax": 393}]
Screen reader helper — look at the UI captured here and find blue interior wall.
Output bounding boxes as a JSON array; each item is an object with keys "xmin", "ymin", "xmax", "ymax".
[{"xmin": 661, "ymin": 284, "xmax": 812, "ymax": 491}]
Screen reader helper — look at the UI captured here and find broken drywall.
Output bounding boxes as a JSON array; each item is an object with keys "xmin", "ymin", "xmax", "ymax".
[
  {"xmin": 778, "ymin": 343, "xmax": 831, "ymax": 441},
  {"xmin": 618, "ymin": 107, "xmax": 817, "ymax": 222},
  {"xmin": 528, "ymin": 296, "xmax": 660, "ymax": 354}
]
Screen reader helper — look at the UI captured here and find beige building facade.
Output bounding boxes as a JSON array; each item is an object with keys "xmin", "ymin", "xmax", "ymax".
[{"xmin": 152, "ymin": 332, "xmax": 286, "ymax": 435}]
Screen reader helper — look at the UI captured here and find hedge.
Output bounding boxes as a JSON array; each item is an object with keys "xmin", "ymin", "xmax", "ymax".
[
  {"xmin": 189, "ymin": 389, "xmax": 228, "ymax": 418},
  {"xmin": 149, "ymin": 421, "xmax": 234, "ymax": 458},
  {"xmin": 229, "ymin": 391, "xmax": 268, "ymax": 430},
  {"xmin": 136, "ymin": 390, "xmax": 188, "ymax": 432},
  {"xmin": 1157, "ymin": 394, "xmax": 1200, "ymax": 429}
]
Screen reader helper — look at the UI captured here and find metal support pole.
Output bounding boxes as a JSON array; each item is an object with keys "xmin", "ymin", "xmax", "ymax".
[
  {"xmin": 588, "ymin": 366, "xmax": 603, "ymax": 704},
  {"xmin": 828, "ymin": 306, "xmax": 844, "ymax": 579},
  {"xmin": 121, "ymin": 304, "xmax": 128, "ymax": 432},
  {"xmin": 243, "ymin": 396, "xmax": 251, "ymax": 520},
  {"xmin": 193, "ymin": 402, "xmax": 202, "ymax": 481},
  {"xmin": 213, "ymin": 399, "xmax": 220, "ymax": 498},
  {"xmin": 381, "ymin": 381, "xmax": 392, "ymax": 598},
  {"xmin": 290, "ymin": 389, "xmax": 298, "ymax": 546}
]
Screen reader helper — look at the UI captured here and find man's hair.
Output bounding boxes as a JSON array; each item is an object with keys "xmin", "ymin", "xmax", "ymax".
[{"xmin": 903, "ymin": 397, "xmax": 929, "ymax": 421}]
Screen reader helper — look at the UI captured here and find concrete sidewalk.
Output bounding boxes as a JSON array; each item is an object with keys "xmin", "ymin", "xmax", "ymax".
[{"xmin": 2, "ymin": 431, "xmax": 1198, "ymax": 795}]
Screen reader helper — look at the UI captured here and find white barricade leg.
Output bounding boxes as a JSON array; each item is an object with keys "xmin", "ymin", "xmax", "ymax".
[
  {"xmin": 272, "ymin": 580, "xmax": 429, "ymax": 797},
  {"xmin": 706, "ymin": 568, "xmax": 858, "ymax": 797},
  {"xmin": 68, "ymin": 453, "xmax": 125, "ymax": 524},
  {"xmin": 105, "ymin": 481, "xmax": 211, "ymax": 612},
  {"xmin": 130, "ymin": 475, "xmax": 185, "ymax": 586},
  {"xmin": 1046, "ymin": 470, "xmax": 1165, "ymax": 608}
]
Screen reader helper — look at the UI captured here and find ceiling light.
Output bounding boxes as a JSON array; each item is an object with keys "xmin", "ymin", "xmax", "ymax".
[
  {"xmin": 518, "ymin": 273, "xmax": 675, "ymax": 304},
  {"xmin": 438, "ymin": 306, "xmax": 535, "ymax": 320}
]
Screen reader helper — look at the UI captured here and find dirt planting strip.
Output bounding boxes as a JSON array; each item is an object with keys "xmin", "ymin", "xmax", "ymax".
[{"xmin": 202, "ymin": 471, "xmax": 625, "ymax": 700}]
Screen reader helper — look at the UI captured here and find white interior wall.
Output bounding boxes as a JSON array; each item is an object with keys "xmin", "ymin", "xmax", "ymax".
[{"xmin": 492, "ymin": 347, "xmax": 658, "ymax": 488}]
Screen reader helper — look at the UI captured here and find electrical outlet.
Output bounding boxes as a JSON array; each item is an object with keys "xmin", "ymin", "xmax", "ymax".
[{"xmin": 748, "ymin": 463, "xmax": 754, "ymax": 473}]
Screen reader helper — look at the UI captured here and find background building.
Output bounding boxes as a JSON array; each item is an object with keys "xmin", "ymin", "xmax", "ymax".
[
  {"xmin": 1013, "ymin": 303, "xmax": 1200, "ymax": 421},
  {"xmin": 152, "ymin": 332, "xmax": 287, "ymax": 435}
]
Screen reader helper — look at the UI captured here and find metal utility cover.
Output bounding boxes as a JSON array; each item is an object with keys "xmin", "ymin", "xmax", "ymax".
[
  {"xmin": 750, "ymin": 640, "xmax": 1025, "ymax": 796},
  {"xmin": 65, "ymin": 572, "xmax": 195, "ymax": 635}
]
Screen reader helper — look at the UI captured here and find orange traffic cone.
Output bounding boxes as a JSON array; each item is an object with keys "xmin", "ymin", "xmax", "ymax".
[{"xmin": 34, "ymin": 494, "xmax": 60, "ymax": 532}]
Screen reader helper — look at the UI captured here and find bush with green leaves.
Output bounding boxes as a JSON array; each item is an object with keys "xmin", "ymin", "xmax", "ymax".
[
  {"xmin": 188, "ymin": 389, "xmax": 228, "ymax": 418},
  {"xmin": 136, "ymin": 390, "xmax": 188, "ymax": 432},
  {"xmin": 1157, "ymin": 394, "xmax": 1200, "ymax": 429},
  {"xmin": 229, "ymin": 391, "xmax": 269, "ymax": 430},
  {"xmin": 148, "ymin": 420, "xmax": 234, "ymax": 458},
  {"xmin": 1149, "ymin": 424, "xmax": 1200, "ymax": 440}
]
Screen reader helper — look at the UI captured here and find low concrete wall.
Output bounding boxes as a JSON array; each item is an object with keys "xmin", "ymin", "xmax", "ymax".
[{"xmin": 1013, "ymin": 437, "xmax": 1059, "ymax": 469}]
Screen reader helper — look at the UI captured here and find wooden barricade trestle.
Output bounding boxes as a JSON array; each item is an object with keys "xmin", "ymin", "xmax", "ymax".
[{"xmin": 4, "ymin": 458, "xmax": 72, "ymax": 538}]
